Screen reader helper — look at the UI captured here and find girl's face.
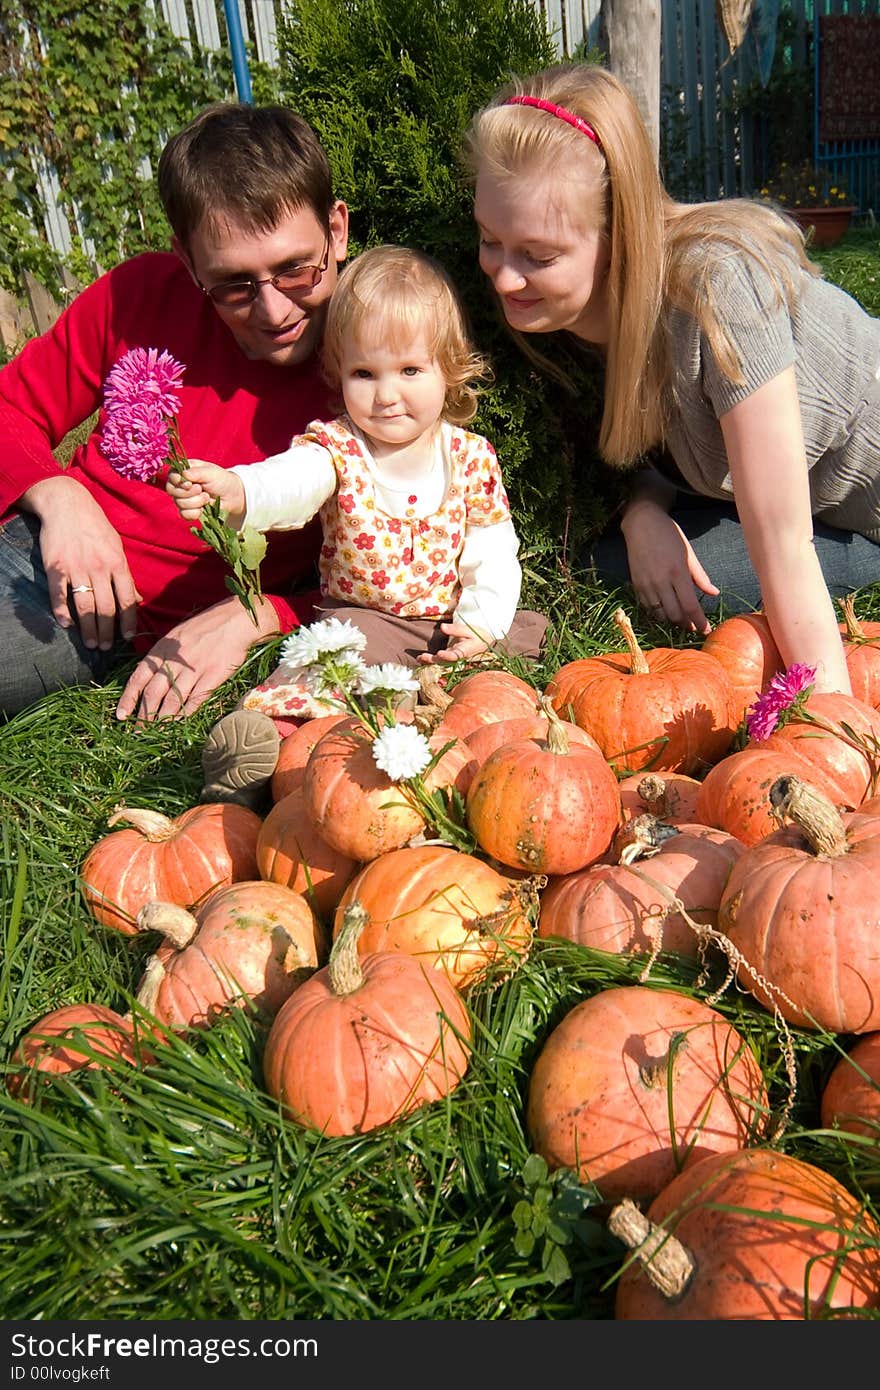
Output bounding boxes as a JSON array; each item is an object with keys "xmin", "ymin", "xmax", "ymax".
[
  {"xmin": 339, "ymin": 330, "xmax": 447, "ymax": 459},
  {"xmin": 474, "ymin": 169, "xmax": 610, "ymax": 343}
]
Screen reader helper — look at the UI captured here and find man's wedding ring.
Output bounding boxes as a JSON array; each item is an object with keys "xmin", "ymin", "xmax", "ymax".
[{"xmin": 71, "ymin": 584, "xmax": 94, "ymax": 594}]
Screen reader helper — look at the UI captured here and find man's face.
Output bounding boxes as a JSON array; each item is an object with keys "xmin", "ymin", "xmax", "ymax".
[{"xmin": 177, "ymin": 201, "xmax": 349, "ymax": 367}]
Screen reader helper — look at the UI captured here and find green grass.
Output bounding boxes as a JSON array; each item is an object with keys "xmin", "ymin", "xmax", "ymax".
[
  {"xmin": 2, "ymin": 226, "xmax": 880, "ymax": 1322},
  {"xmin": 2, "ymin": 575, "xmax": 880, "ymax": 1321}
]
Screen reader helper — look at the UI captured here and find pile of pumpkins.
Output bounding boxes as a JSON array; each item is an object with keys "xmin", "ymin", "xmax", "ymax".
[{"xmin": 9, "ymin": 602, "xmax": 880, "ymax": 1320}]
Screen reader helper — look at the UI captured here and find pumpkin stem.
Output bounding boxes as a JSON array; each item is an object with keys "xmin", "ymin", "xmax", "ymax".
[
  {"xmin": 613, "ymin": 607, "xmax": 651, "ymax": 676},
  {"xmin": 637, "ymin": 774, "xmax": 672, "ymax": 817},
  {"xmin": 607, "ymin": 1198, "xmax": 695, "ymax": 1300},
  {"xmin": 106, "ymin": 803, "xmax": 176, "ymax": 841},
  {"xmin": 638, "ymin": 1040, "xmax": 679, "ymax": 1089},
  {"xmin": 417, "ymin": 667, "xmax": 453, "ymax": 712},
  {"xmin": 613, "ymin": 813, "xmax": 680, "ymax": 865},
  {"xmin": 328, "ymin": 902, "xmax": 368, "ymax": 996},
  {"xmin": 538, "ymin": 696, "xmax": 570, "ymax": 755},
  {"xmin": 135, "ymin": 954, "xmax": 166, "ymax": 1014},
  {"xmin": 839, "ymin": 593, "xmax": 864, "ymax": 641},
  {"xmin": 135, "ymin": 901, "xmax": 199, "ymax": 948},
  {"xmin": 768, "ymin": 776, "xmax": 850, "ymax": 857}
]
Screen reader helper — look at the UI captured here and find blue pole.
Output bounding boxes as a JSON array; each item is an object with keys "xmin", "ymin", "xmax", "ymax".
[{"xmin": 223, "ymin": 0, "xmax": 253, "ymax": 104}]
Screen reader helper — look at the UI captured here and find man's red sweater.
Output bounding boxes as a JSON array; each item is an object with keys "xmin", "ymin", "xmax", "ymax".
[{"xmin": 0, "ymin": 252, "xmax": 333, "ymax": 650}]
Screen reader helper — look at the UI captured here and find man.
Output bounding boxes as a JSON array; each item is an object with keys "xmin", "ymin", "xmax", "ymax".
[{"xmin": 0, "ymin": 102, "xmax": 349, "ymax": 720}]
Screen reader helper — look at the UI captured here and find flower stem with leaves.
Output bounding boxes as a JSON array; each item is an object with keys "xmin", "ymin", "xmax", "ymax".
[{"xmin": 169, "ymin": 424, "xmax": 267, "ymax": 625}]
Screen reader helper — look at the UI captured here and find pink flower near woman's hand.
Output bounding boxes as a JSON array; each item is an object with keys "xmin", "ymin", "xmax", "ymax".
[{"xmin": 746, "ymin": 662, "xmax": 817, "ymax": 741}]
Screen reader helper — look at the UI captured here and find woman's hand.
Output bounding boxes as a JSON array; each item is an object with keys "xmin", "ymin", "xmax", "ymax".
[
  {"xmin": 115, "ymin": 594, "xmax": 280, "ymax": 721},
  {"xmin": 22, "ymin": 475, "xmax": 142, "ymax": 650},
  {"xmin": 621, "ymin": 499, "xmax": 718, "ymax": 634}
]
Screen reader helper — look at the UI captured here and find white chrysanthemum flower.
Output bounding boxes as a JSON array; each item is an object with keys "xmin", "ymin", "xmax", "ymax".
[
  {"xmin": 278, "ymin": 617, "xmax": 367, "ymax": 669},
  {"xmin": 278, "ymin": 629, "xmax": 320, "ymax": 669},
  {"xmin": 309, "ymin": 617, "xmax": 368, "ymax": 656},
  {"xmin": 371, "ymin": 724, "xmax": 433, "ymax": 782},
  {"xmin": 357, "ymin": 663, "xmax": 421, "ymax": 697}
]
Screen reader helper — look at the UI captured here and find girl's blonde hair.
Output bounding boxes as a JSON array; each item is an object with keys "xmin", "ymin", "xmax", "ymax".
[
  {"xmin": 464, "ymin": 63, "xmax": 818, "ymax": 468},
  {"xmin": 322, "ymin": 245, "xmax": 490, "ymax": 426}
]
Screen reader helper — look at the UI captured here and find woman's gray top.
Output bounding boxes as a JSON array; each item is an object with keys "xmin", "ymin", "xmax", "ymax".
[{"xmin": 663, "ymin": 251, "xmax": 880, "ymax": 541}]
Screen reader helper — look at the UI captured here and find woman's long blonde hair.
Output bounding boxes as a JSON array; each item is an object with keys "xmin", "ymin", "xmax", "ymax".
[{"xmin": 464, "ymin": 63, "xmax": 818, "ymax": 468}]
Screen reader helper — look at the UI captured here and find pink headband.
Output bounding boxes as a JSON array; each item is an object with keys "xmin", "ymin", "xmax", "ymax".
[{"xmin": 504, "ymin": 94, "xmax": 602, "ymax": 151}]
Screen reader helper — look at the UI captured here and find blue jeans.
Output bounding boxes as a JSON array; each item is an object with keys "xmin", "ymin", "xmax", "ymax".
[
  {"xmin": 0, "ymin": 512, "xmax": 130, "ymax": 717},
  {"xmin": 589, "ymin": 495, "xmax": 880, "ymax": 614}
]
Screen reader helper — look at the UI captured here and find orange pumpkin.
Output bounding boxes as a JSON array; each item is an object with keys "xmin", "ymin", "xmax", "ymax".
[
  {"xmin": 263, "ymin": 902, "xmax": 471, "ymax": 1135},
  {"xmin": 611, "ymin": 1149, "xmax": 880, "ymax": 1319},
  {"xmin": 334, "ymin": 844, "xmax": 534, "ymax": 991},
  {"xmin": 526, "ymin": 985, "xmax": 768, "ymax": 1202},
  {"xmin": 701, "ymin": 612, "xmax": 783, "ymax": 727},
  {"xmin": 7, "ymin": 1004, "xmax": 149, "ymax": 1097},
  {"xmin": 538, "ymin": 817, "xmax": 745, "ymax": 960},
  {"xmin": 545, "ymin": 607, "xmax": 734, "ymax": 775},
  {"xmin": 719, "ymin": 775, "xmax": 880, "ymax": 1032},
  {"xmin": 424, "ymin": 668, "xmax": 540, "ymax": 741},
  {"xmin": 80, "ymin": 801, "xmax": 262, "ymax": 936},
  {"xmin": 256, "ymin": 785, "xmax": 359, "ymax": 920},
  {"xmin": 302, "ymin": 717, "xmax": 473, "ymax": 862},
  {"xmin": 135, "ymin": 880, "xmax": 326, "ymax": 1030},
  {"xmin": 271, "ymin": 713, "xmax": 348, "ymax": 802},
  {"xmin": 465, "ymin": 706, "xmax": 622, "ymax": 874},
  {"xmin": 821, "ymin": 1033, "xmax": 880, "ymax": 1139}
]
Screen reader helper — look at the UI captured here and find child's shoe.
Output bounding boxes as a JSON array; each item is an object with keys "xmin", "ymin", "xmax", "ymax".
[{"xmin": 200, "ymin": 709, "xmax": 281, "ymax": 810}]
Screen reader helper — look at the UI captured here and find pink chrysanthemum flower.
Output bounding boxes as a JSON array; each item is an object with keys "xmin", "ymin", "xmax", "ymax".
[
  {"xmin": 767, "ymin": 662, "xmax": 817, "ymax": 705},
  {"xmin": 100, "ymin": 400, "xmax": 173, "ymax": 482},
  {"xmin": 100, "ymin": 346, "xmax": 186, "ymax": 482},
  {"xmin": 746, "ymin": 662, "xmax": 817, "ymax": 742},
  {"xmin": 103, "ymin": 346, "xmax": 184, "ymax": 418}
]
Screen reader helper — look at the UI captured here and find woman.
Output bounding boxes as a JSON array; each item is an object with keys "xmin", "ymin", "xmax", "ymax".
[{"xmin": 464, "ymin": 62, "xmax": 880, "ymax": 694}]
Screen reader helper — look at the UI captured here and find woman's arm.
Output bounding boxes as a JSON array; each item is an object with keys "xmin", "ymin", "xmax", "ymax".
[{"xmin": 720, "ymin": 366, "xmax": 851, "ymax": 694}]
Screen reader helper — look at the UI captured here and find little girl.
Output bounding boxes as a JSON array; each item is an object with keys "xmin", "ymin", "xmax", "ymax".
[{"xmin": 168, "ymin": 243, "xmax": 546, "ymax": 736}]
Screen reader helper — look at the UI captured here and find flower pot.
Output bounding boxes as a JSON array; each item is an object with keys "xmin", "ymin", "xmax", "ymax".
[{"xmin": 789, "ymin": 206, "xmax": 856, "ymax": 248}]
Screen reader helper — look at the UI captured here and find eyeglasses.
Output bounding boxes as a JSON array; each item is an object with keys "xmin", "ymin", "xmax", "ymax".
[{"xmin": 201, "ymin": 235, "xmax": 330, "ymax": 309}]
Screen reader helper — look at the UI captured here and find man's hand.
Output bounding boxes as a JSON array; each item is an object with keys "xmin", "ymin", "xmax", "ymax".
[
  {"xmin": 417, "ymin": 622, "xmax": 492, "ymax": 666},
  {"xmin": 22, "ymin": 475, "xmax": 142, "ymax": 650},
  {"xmin": 115, "ymin": 594, "xmax": 280, "ymax": 722},
  {"xmin": 621, "ymin": 501, "xmax": 718, "ymax": 635}
]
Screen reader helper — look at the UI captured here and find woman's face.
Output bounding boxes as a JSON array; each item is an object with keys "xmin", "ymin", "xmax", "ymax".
[{"xmin": 474, "ymin": 168, "xmax": 610, "ymax": 344}]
